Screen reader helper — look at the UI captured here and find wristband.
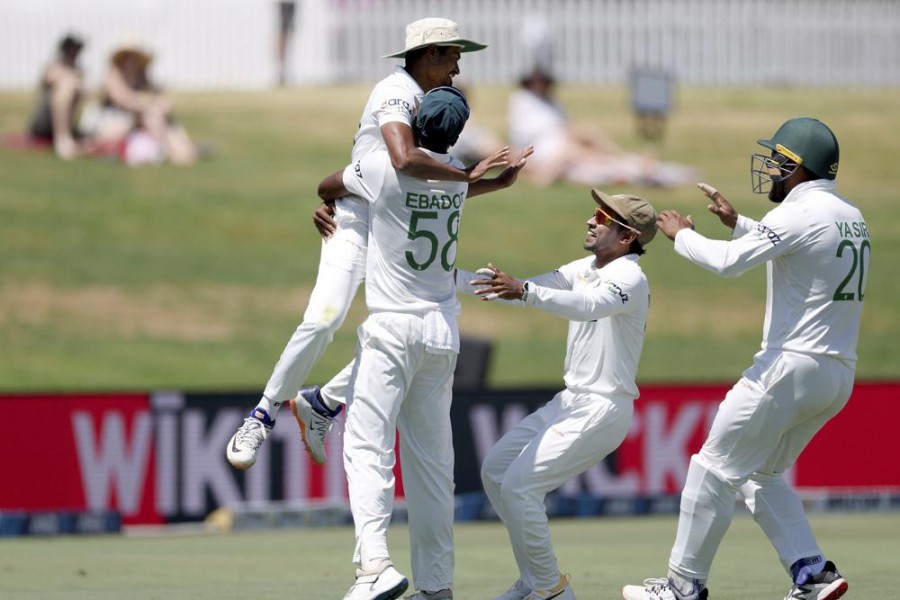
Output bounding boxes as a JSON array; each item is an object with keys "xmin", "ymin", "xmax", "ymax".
[{"xmin": 521, "ymin": 281, "xmax": 532, "ymax": 302}]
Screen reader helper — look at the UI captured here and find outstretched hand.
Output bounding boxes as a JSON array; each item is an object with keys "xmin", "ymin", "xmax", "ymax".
[
  {"xmin": 493, "ymin": 146, "xmax": 534, "ymax": 189},
  {"xmin": 468, "ymin": 146, "xmax": 511, "ymax": 182},
  {"xmin": 698, "ymin": 182, "xmax": 738, "ymax": 230},
  {"xmin": 313, "ymin": 201, "xmax": 337, "ymax": 239},
  {"xmin": 657, "ymin": 210, "xmax": 695, "ymax": 241},
  {"xmin": 470, "ymin": 263, "xmax": 525, "ymax": 301}
]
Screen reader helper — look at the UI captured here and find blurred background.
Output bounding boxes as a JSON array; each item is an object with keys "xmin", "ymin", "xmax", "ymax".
[{"xmin": 1, "ymin": 1, "xmax": 898, "ymax": 596}]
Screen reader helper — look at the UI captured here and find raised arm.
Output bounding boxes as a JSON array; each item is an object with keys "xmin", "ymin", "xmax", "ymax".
[
  {"xmin": 468, "ymin": 146, "xmax": 534, "ymax": 198},
  {"xmin": 382, "ymin": 122, "xmax": 509, "ymax": 183}
]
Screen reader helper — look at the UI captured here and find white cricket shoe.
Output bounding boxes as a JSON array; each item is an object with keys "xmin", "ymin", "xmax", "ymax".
[
  {"xmin": 406, "ymin": 589, "xmax": 452, "ymax": 599},
  {"xmin": 783, "ymin": 561, "xmax": 848, "ymax": 600},
  {"xmin": 492, "ymin": 579, "xmax": 531, "ymax": 600},
  {"xmin": 343, "ymin": 564, "xmax": 409, "ymax": 600},
  {"xmin": 524, "ymin": 575, "xmax": 575, "ymax": 600},
  {"xmin": 226, "ymin": 408, "xmax": 274, "ymax": 470},
  {"xmin": 289, "ymin": 385, "xmax": 336, "ymax": 465},
  {"xmin": 622, "ymin": 578, "xmax": 708, "ymax": 600}
]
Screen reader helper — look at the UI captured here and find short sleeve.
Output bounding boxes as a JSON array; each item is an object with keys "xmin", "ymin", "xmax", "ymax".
[
  {"xmin": 343, "ymin": 152, "xmax": 391, "ymax": 203},
  {"xmin": 371, "ymin": 83, "xmax": 418, "ymax": 128}
]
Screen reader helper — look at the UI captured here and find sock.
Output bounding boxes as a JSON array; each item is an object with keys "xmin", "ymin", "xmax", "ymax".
[
  {"xmin": 790, "ymin": 555, "xmax": 825, "ymax": 585},
  {"xmin": 256, "ymin": 395, "xmax": 288, "ymax": 419},
  {"xmin": 249, "ymin": 406, "xmax": 275, "ymax": 428},
  {"xmin": 318, "ymin": 387, "xmax": 345, "ymax": 413},
  {"xmin": 307, "ymin": 387, "xmax": 343, "ymax": 418},
  {"xmin": 668, "ymin": 569, "xmax": 706, "ymax": 599}
]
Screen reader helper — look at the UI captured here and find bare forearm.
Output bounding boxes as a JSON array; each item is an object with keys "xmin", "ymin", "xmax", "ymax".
[
  {"xmin": 467, "ymin": 177, "xmax": 504, "ymax": 198},
  {"xmin": 394, "ymin": 148, "xmax": 470, "ymax": 182},
  {"xmin": 318, "ymin": 170, "xmax": 347, "ymax": 200}
]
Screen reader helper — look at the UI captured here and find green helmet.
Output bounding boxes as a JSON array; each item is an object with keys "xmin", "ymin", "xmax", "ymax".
[{"xmin": 757, "ymin": 117, "xmax": 839, "ymax": 180}]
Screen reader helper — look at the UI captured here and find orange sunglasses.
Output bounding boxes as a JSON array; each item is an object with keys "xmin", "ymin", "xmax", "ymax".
[{"xmin": 594, "ymin": 206, "xmax": 640, "ymax": 234}]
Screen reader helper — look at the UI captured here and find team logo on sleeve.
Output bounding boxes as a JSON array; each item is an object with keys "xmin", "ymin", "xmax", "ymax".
[
  {"xmin": 354, "ymin": 161, "xmax": 363, "ymax": 178},
  {"xmin": 754, "ymin": 223, "xmax": 783, "ymax": 246},
  {"xmin": 380, "ymin": 97, "xmax": 414, "ymax": 117},
  {"xmin": 606, "ymin": 281, "xmax": 629, "ymax": 304}
]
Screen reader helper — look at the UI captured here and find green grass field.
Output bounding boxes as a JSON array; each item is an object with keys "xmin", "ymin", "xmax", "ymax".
[
  {"xmin": 1, "ymin": 86, "xmax": 898, "ymax": 392},
  {"xmin": 2, "ymin": 513, "xmax": 898, "ymax": 598}
]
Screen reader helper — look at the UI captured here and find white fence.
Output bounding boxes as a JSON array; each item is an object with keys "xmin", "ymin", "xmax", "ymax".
[{"xmin": 1, "ymin": 0, "xmax": 899, "ymax": 90}]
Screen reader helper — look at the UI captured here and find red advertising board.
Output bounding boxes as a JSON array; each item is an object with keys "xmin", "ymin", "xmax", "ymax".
[
  {"xmin": 614, "ymin": 382, "xmax": 900, "ymax": 494},
  {"xmin": 2, "ymin": 393, "xmax": 161, "ymax": 525},
  {"xmin": 1, "ymin": 383, "xmax": 898, "ymax": 525}
]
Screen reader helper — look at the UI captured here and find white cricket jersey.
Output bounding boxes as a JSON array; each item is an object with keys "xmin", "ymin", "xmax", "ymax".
[
  {"xmin": 674, "ymin": 179, "xmax": 869, "ymax": 365},
  {"xmin": 352, "ymin": 66, "xmax": 425, "ymax": 162},
  {"xmin": 338, "ymin": 66, "xmax": 426, "ymax": 224},
  {"xmin": 342, "ymin": 149, "xmax": 468, "ymax": 316},
  {"xmin": 460, "ymin": 254, "xmax": 649, "ymax": 399}
]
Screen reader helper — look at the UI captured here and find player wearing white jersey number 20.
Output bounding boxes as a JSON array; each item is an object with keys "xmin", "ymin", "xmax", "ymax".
[
  {"xmin": 623, "ymin": 118, "xmax": 868, "ymax": 600},
  {"xmin": 226, "ymin": 18, "xmax": 508, "ymax": 471},
  {"xmin": 318, "ymin": 87, "xmax": 529, "ymax": 600},
  {"xmin": 457, "ymin": 190, "xmax": 658, "ymax": 600}
]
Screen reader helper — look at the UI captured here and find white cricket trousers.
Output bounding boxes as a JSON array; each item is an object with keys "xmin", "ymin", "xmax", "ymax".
[
  {"xmin": 261, "ymin": 214, "xmax": 366, "ymax": 407},
  {"xmin": 669, "ymin": 349, "xmax": 855, "ymax": 580},
  {"xmin": 344, "ymin": 312, "xmax": 457, "ymax": 593},
  {"xmin": 481, "ymin": 389, "xmax": 633, "ymax": 591}
]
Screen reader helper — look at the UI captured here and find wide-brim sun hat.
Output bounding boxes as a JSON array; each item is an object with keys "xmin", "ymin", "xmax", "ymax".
[
  {"xmin": 111, "ymin": 37, "xmax": 153, "ymax": 67},
  {"xmin": 384, "ymin": 17, "xmax": 487, "ymax": 58},
  {"xmin": 591, "ymin": 188, "xmax": 658, "ymax": 246}
]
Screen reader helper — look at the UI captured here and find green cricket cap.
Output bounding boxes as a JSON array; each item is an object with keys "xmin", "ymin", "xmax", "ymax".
[{"xmin": 416, "ymin": 86, "xmax": 470, "ymax": 149}]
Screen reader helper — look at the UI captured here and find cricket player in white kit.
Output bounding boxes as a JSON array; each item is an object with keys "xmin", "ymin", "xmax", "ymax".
[
  {"xmin": 624, "ymin": 117, "xmax": 868, "ymax": 600},
  {"xmin": 459, "ymin": 190, "xmax": 659, "ymax": 600},
  {"xmin": 318, "ymin": 87, "xmax": 529, "ymax": 600},
  {"xmin": 227, "ymin": 18, "xmax": 507, "ymax": 470}
]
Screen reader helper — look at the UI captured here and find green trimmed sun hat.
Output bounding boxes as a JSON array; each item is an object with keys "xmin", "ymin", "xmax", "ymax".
[{"xmin": 384, "ymin": 17, "xmax": 487, "ymax": 59}]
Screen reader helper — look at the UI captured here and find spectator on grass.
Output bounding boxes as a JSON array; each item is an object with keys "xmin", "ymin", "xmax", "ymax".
[
  {"xmin": 508, "ymin": 68, "xmax": 698, "ymax": 188},
  {"xmin": 27, "ymin": 34, "xmax": 88, "ymax": 160},
  {"xmin": 89, "ymin": 41, "xmax": 198, "ymax": 166}
]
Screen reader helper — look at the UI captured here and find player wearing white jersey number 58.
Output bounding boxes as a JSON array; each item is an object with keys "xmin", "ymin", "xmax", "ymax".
[
  {"xmin": 624, "ymin": 118, "xmax": 868, "ymax": 600},
  {"xmin": 318, "ymin": 87, "xmax": 529, "ymax": 600},
  {"xmin": 226, "ymin": 18, "xmax": 509, "ymax": 471},
  {"xmin": 458, "ymin": 191, "xmax": 658, "ymax": 600}
]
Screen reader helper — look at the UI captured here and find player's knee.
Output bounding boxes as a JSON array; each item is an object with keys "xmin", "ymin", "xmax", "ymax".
[
  {"xmin": 687, "ymin": 453, "xmax": 738, "ymax": 493},
  {"xmin": 693, "ymin": 451, "xmax": 732, "ymax": 483},
  {"xmin": 480, "ymin": 456, "xmax": 502, "ymax": 490}
]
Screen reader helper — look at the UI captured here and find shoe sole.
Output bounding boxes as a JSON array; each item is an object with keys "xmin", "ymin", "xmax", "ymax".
[
  {"xmin": 821, "ymin": 580, "xmax": 848, "ymax": 600},
  {"xmin": 374, "ymin": 578, "xmax": 408, "ymax": 600},
  {"xmin": 289, "ymin": 398, "xmax": 326, "ymax": 466}
]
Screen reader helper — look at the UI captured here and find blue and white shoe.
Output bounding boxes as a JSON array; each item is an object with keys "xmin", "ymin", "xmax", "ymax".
[
  {"xmin": 290, "ymin": 385, "xmax": 340, "ymax": 465},
  {"xmin": 622, "ymin": 578, "xmax": 708, "ymax": 600},
  {"xmin": 226, "ymin": 407, "xmax": 274, "ymax": 470},
  {"xmin": 343, "ymin": 564, "xmax": 409, "ymax": 600},
  {"xmin": 784, "ymin": 561, "xmax": 848, "ymax": 600}
]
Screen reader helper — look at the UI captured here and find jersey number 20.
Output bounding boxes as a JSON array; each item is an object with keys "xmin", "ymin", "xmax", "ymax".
[{"xmin": 833, "ymin": 239, "xmax": 871, "ymax": 302}]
